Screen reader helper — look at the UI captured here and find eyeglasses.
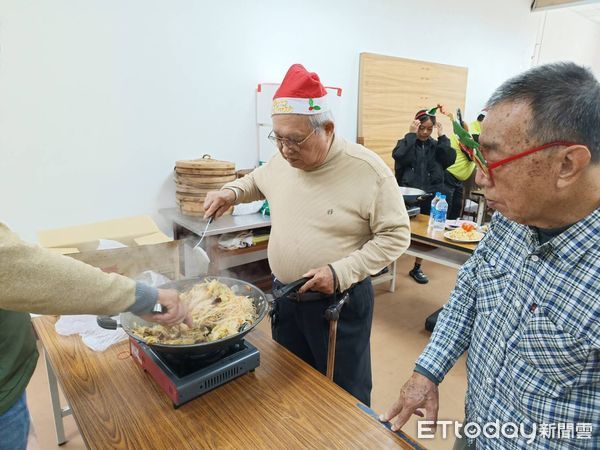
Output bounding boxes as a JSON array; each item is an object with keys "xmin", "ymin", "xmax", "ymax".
[
  {"xmin": 267, "ymin": 128, "xmax": 316, "ymax": 151},
  {"xmin": 477, "ymin": 140, "xmax": 578, "ymax": 181}
]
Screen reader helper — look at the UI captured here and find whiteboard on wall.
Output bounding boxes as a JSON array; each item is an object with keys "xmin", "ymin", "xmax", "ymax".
[{"xmin": 256, "ymin": 83, "xmax": 343, "ymax": 163}]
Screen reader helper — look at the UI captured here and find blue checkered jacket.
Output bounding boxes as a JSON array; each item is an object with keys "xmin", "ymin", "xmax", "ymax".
[{"xmin": 416, "ymin": 209, "xmax": 599, "ymax": 449}]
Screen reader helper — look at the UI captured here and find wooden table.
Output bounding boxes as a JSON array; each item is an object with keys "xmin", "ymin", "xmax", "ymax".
[
  {"xmin": 405, "ymin": 215, "xmax": 477, "ymax": 269},
  {"xmin": 33, "ymin": 316, "xmax": 424, "ymax": 449}
]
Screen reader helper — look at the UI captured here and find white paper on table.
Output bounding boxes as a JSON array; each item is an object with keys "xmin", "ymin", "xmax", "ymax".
[{"xmin": 55, "ymin": 315, "xmax": 127, "ymax": 352}]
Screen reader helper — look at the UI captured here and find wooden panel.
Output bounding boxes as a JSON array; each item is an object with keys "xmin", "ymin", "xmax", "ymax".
[
  {"xmin": 358, "ymin": 53, "xmax": 468, "ymax": 169},
  {"xmin": 362, "ymin": 137, "xmax": 400, "ymax": 169},
  {"xmin": 34, "ymin": 316, "xmax": 423, "ymax": 449}
]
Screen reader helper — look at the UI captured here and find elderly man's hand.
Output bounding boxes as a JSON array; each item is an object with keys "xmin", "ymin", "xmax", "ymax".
[
  {"xmin": 204, "ymin": 189, "xmax": 236, "ymax": 219},
  {"xmin": 409, "ymin": 120, "xmax": 421, "ymax": 134},
  {"xmin": 140, "ymin": 289, "xmax": 193, "ymax": 327},
  {"xmin": 379, "ymin": 372, "xmax": 439, "ymax": 432},
  {"xmin": 299, "ymin": 266, "xmax": 335, "ymax": 295}
]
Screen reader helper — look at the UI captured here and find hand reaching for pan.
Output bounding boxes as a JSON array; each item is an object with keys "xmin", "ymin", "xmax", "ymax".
[{"xmin": 140, "ymin": 289, "xmax": 193, "ymax": 327}]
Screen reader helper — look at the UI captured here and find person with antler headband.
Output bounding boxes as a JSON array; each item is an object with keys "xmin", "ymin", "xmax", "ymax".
[{"xmin": 392, "ymin": 106, "xmax": 455, "ymax": 284}]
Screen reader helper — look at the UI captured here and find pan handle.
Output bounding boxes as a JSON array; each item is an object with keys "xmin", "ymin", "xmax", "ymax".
[
  {"xmin": 272, "ymin": 277, "xmax": 310, "ymax": 300},
  {"xmin": 96, "ymin": 315, "xmax": 119, "ymax": 330},
  {"xmin": 266, "ymin": 293, "xmax": 275, "ymax": 307}
]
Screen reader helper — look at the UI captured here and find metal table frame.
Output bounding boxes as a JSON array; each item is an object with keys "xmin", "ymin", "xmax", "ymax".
[{"xmin": 44, "ymin": 349, "xmax": 72, "ymax": 445}]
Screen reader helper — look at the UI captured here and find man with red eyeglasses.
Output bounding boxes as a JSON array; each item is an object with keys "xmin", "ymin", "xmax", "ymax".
[{"xmin": 381, "ymin": 62, "xmax": 600, "ymax": 449}]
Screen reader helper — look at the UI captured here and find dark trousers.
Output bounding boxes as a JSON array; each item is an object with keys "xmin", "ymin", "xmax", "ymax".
[
  {"xmin": 443, "ymin": 172, "xmax": 464, "ymax": 220},
  {"xmin": 270, "ymin": 277, "xmax": 374, "ymax": 406}
]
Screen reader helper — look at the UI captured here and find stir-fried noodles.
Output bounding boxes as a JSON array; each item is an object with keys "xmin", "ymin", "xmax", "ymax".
[{"xmin": 131, "ymin": 280, "xmax": 256, "ymax": 345}]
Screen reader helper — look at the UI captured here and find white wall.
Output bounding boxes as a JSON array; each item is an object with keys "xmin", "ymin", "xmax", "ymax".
[
  {"xmin": 0, "ymin": 0, "xmax": 544, "ymax": 241},
  {"xmin": 534, "ymin": 8, "xmax": 600, "ymax": 73}
]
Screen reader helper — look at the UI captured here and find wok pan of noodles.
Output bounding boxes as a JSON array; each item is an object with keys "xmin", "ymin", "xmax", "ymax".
[{"xmin": 97, "ymin": 276, "xmax": 269, "ymax": 357}]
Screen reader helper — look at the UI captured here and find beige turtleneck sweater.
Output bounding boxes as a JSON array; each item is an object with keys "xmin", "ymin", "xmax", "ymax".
[{"xmin": 223, "ymin": 135, "xmax": 410, "ymax": 291}]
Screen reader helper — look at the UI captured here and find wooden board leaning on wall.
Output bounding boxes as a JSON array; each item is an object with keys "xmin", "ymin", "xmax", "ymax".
[{"xmin": 357, "ymin": 52, "xmax": 468, "ymax": 170}]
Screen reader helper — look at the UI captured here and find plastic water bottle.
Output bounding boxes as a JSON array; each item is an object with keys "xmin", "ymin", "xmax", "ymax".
[
  {"xmin": 433, "ymin": 195, "xmax": 448, "ymax": 231},
  {"xmin": 428, "ymin": 192, "xmax": 441, "ymax": 229}
]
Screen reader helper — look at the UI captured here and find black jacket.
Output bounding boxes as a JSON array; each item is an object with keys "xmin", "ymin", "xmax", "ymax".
[{"xmin": 392, "ymin": 133, "xmax": 455, "ymax": 194}]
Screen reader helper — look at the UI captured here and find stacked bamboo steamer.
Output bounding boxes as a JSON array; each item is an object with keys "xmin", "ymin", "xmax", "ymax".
[{"xmin": 175, "ymin": 155, "xmax": 236, "ymax": 216}]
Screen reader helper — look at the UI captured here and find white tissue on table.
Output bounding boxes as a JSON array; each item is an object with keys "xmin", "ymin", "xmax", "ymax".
[{"xmin": 55, "ymin": 315, "xmax": 127, "ymax": 352}]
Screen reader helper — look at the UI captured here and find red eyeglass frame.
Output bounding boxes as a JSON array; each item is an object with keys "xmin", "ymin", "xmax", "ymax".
[{"xmin": 479, "ymin": 140, "xmax": 578, "ymax": 180}]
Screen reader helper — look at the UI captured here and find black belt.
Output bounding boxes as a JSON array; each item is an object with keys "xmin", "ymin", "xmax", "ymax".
[
  {"xmin": 273, "ymin": 276, "xmax": 369, "ymax": 303},
  {"xmin": 285, "ymin": 291, "xmax": 335, "ymax": 303},
  {"xmin": 272, "ymin": 277, "xmax": 334, "ymax": 302}
]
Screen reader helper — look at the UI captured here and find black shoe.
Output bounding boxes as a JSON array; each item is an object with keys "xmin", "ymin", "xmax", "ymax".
[{"xmin": 409, "ymin": 266, "xmax": 429, "ymax": 284}]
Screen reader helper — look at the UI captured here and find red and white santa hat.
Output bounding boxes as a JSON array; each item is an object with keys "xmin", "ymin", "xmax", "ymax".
[{"xmin": 272, "ymin": 64, "xmax": 329, "ymax": 115}]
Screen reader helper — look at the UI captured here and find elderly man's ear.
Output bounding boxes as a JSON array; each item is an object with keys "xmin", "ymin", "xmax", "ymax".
[
  {"xmin": 323, "ymin": 121, "xmax": 335, "ymax": 136},
  {"xmin": 556, "ymin": 145, "xmax": 593, "ymax": 189}
]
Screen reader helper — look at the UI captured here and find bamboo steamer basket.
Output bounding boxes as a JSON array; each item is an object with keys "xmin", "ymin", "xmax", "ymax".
[
  {"xmin": 175, "ymin": 155, "xmax": 235, "ymax": 171},
  {"xmin": 176, "ymin": 196, "xmax": 206, "ymax": 205},
  {"xmin": 174, "ymin": 183, "xmax": 216, "ymax": 195},
  {"xmin": 179, "ymin": 202, "xmax": 233, "ymax": 217},
  {"xmin": 174, "ymin": 155, "xmax": 236, "ymax": 216},
  {"xmin": 175, "ymin": 172, "xmax": 237, "ymax": 187},
  {"xmin": 175, "ymin": 167, "xmax": 236, "ymax": 176},
  {"xmin": 178, "ymin": 200, "xmax": 205, "ymax": 212}
]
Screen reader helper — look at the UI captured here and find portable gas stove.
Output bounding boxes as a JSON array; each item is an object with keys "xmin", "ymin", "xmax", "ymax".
[{"xmin": 129, "ymin": 338, "xmax": 260, "ymax": 407}]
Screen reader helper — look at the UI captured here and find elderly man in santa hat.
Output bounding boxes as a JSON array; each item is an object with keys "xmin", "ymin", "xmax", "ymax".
[{"xmin": 204, "ymin": 64, "xmax": 410, "ymax": 405}]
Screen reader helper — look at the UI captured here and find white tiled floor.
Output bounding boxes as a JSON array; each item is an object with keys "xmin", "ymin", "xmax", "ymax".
[{"xmin": 27, "ymin": 254, "xmax": 466, "ymax": 450}]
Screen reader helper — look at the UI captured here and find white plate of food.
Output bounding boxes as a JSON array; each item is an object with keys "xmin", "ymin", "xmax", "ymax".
[{"xmin": 444, "ymin": 227, "xmax": 484, "ymax": 243}]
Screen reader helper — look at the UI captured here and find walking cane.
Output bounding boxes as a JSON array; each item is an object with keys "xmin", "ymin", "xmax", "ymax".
[{"xmin": 324, "ymin": 292, "xmax": 350, "ymax": 380}]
